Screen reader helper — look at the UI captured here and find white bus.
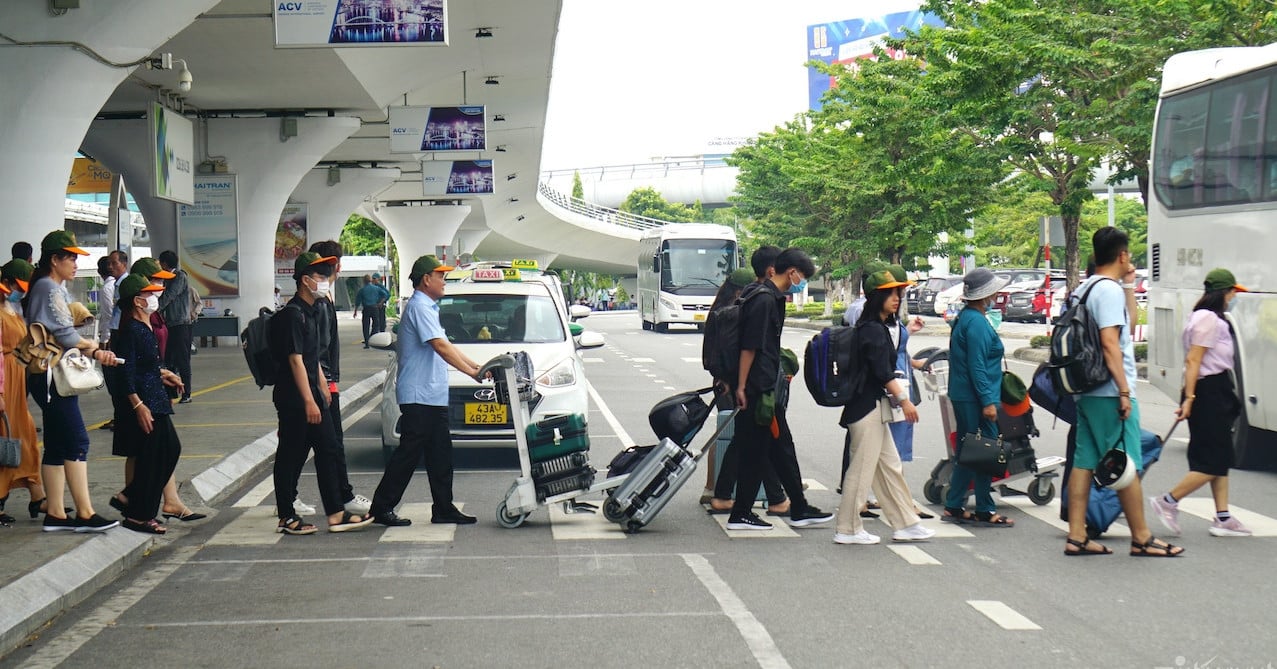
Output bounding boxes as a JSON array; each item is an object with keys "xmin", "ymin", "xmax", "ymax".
[
  {"xmin": 1148, "ymin": 42, "xmax": 1277, "ymax": 469},
  {"xmin": 636, "ymin": 223, "xmax": 738, "ymax": 332}
]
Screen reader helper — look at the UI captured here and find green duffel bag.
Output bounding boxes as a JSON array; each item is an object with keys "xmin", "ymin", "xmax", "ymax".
[{"xmin": 526, "ymin": 413, "xmax": 590, "ymax": 463}]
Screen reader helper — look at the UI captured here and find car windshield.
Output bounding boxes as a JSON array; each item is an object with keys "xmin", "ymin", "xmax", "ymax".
[{"xmin": 437, "ymin": 293, "xmax": 565, "ymax": 344}]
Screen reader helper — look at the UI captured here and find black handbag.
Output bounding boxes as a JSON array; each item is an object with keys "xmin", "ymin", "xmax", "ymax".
[
  {"xmin": 0, "ymin": 414, "xmax": 21, "ymax": 468},
  {"xmin": 956, "ymin": 432, "xmax": 1009, "ymax": 477}
]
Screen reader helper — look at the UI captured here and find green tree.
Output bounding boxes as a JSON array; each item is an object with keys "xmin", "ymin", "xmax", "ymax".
[
  {"xmin": 571, "ymin": 170, "xmax": 584, "ymax": 199},
  {"xmin": 339, "ymin": 213, "xmax": 387, "ymax": 256},
  {"xmin": 618, "ymin": 187, "xmax": 702, "ymax": 223}
]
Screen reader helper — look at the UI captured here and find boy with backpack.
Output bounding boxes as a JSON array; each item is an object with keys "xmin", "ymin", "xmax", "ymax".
[{"xmin": 1060, "ymin": 227, "xmax": 1183, "ymax": 557}]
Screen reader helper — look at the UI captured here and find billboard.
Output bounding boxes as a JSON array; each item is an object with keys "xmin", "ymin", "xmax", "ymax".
[
  {"xmin": 274, "ymin": 0, "xmax": 447, "ymax": 47},
  {"xmin": 806, "ymin": 9, "xmax": 944, "ymax": 111},
  {"xmin": 149, "ymin": 102, "xmax": 195, "ymax": 204},
  {"xmin": 67, "ymin": 157, "xmax": 113, "ymax": 194},
  {"xmin": 422, "ymin": 160, "xmax": 493, "ymax": 196},
  {"xmin": 275, "ymin": 203, "xmax": 309, "ymax": 277},
  {"xmin": 177, "ymin": 175, "xmax": 239, "ymax": 296},
  {"xmin": 389, "ymin": 105, "xmax": 486, "ymax": 153}
]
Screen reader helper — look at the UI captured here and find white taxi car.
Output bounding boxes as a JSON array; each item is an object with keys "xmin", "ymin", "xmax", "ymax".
[{"xmin": 372, "ymin": 262, "xmax": 604, "ymax": 463}]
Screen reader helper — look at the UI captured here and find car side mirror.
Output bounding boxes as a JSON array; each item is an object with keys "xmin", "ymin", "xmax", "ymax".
[
  {"xmin": 575, "ymin": 330, "xmax": 605, "ymax": 349},
  {"xmin": 569, "ymin": 304, "xmax": 591, "ymax": 321},
  {"xmin": 368, "ymin": 331, "xmax": 397, "ymax": 351}
]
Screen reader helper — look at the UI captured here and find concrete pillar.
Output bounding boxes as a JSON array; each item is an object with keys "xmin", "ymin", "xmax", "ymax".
[
  {"xmin": 288, "ymin": 167, "xmax": 400, "ymax": 245},
  {"xmin": 80, "ymin": 119, "xmax": 178, "ymax": 255},
  {"xmin": 373, "ymin": 205, "xmax": 471, "ymax": 297},
  {"xmin": 0, "ymin": 1, "xmax": 216, "ymax": 255},
  {"xmin": 202, "ymin": 116, "xmax": 360, "ymax": 317}
]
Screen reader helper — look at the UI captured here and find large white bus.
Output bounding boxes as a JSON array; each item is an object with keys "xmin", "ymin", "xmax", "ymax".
[
  {"xmin": 1148, "ymin": 42, "xmax": 1277, "ymax": 469},
  {"xmin": 636, "ymin": 223, "xmax": 738, "ymax": 332}
]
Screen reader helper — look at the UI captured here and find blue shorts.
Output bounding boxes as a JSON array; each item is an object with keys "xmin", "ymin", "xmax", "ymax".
[
  {"xmin": 29, "ymin": 372, "xmax": 91, "ymax": 464},
  {"xmin": 1074, "ymin": 396, "xmax": 1142, "ymax": 472}
]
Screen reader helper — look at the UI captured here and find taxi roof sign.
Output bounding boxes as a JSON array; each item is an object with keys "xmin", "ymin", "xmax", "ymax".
[
  {"xmin": 511, "ymin": 259, "xmax": 538, "ymax": 270},
  {"xmin": 472, "ymin": 268, "xmax": 505, "ymax": 282}
]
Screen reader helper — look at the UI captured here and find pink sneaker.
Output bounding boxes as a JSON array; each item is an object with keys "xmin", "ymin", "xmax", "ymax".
[
  {"xmin": 1148, "ymin": 496, "xmax": 1181, "ymax": 536},
  {"xmin": 1209, "ymin": 516, "xmax": 1252, "ymax": 537}
]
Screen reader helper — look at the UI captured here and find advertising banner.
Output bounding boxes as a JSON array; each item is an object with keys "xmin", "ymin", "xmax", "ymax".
[
  {"xmin": 275, "ymin": 203, "xmax": 309, "ymax": 277},
  {"xmin": 177, "ymin": 175, "xmax": 239, "ymax": 296},
  {"xmin": 389, "ymin": 105, "xmax": 486, "ymax": 153},
  {"xmin": 67, "ymin": 157, "xmax": 113, "ymax": 194},
  {"xmin": 274, "ymin": 0, "xmax": 447, "ymax": 47},
  {"xmin": 149, "ymin": 102, "xmax": 195, "ymax": 204},
  {"xmin": 806, "ymin": 9, "xmax": 944, "ymax": 111},
  {"xmin": 421, "ymin": 160, "xmax": 493, "ymax": 196}
]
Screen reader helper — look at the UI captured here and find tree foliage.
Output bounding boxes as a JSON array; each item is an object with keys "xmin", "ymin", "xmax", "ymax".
[
  {"xmin": 572, "ymin": 170, "xmax": 585, "ymax": 199},
  {"xmin": 339, "ymin": 213, "xmax": 388, "ymax": 256},
  {"xmin": 617, "ymin": 186, "xmax": 704, "ymax": 223}
]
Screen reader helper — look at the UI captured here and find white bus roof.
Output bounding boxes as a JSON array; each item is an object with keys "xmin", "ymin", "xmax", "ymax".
[
  {"xmin": 639, "ymin": 223, "xmax": 735, "ymax": 241},
  {"xmin": 1161, "ymin": 43, "xmax": 1277, "ymax": 96}
]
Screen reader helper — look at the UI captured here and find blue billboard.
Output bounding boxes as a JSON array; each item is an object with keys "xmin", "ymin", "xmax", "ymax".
[{"xmin": 806, "ymin": 9, "xmax": 944, "ymax": 110}]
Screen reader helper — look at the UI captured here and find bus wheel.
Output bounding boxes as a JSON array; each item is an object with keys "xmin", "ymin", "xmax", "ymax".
[
  {"xmin": 655, "ymin": 322, "xmax": 668, "ymax": 333},
  {"xmin": 642, "ymin": 320, "xmax": 652, "ymax": 331},
  {"xmin": 1234, "ymin": 399, "xmax": 1277, "ymax": 471}
]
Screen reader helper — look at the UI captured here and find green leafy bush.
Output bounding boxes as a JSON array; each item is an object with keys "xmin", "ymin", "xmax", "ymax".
[
  {"xmin": 1135, "ymin": 343, "xmax": 1147, "ymax": 362},
  {"xmin": 1030, "ymin": 335, "xmax": 1051, "ymax": 348}
]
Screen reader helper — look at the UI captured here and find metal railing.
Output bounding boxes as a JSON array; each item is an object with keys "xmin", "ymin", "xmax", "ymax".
[
  {"xmin": 540, "ymin": 156, "xmax": 731, "ymax": 182},
  {"xmin": 536, "ymin": 181, "xmax": 671, "ymax": 231}
]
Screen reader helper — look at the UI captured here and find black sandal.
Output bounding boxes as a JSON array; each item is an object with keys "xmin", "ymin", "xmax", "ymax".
[
  {"xmin": 940, "ymin": 508, "xmax": 976, "ymax": 524},
  {"xmin": 277, "ymin": 515, "xmax": 317, "ymax": 535},
  {"xmin": 1130, "ymin": 536, "xmax": 1184, "ymax": 558},
  {"xmin": 974, "ymin": 512, "xmax": 1015, "ymax": 528},
  {"xmin": 122, "ymin": 518, "xmax": 167, "ymax": 535},
  {"xmin": 328, "ymin": 511, "xmax": 374, "ymax": 533},
  {"xmin": 1064, "ymin": 537, "xmax": 1112, "ymax": 556}
]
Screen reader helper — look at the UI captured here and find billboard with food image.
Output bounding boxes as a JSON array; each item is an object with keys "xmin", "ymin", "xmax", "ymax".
[{"xmin": 275, "ymin": 203, "xmax": 309, "ymax": 277}]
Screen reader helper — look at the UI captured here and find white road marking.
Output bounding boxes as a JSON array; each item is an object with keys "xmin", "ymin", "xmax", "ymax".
[
  {"xmin": 632, "ymin": 357, "xmax": 655, "ymax": 362},
  {"xmin": 208, "ymin": 506, "xmax": 283, "ymax": 545},
  {"xmin": 583, "ymin": 357, "xmax": 605, "ymax": 363},
  {"xmin": 709, "ymin": 512, "xmax": 799, "ymax": 538},
  {"xmin": 888, "ymin": 545, "xmax": 942, "ymax": 565},
  {"xmin": 967, "ymin": 600, "xmax": 1042, "ymax": 630},
  {"xmin": 682, "ymin": 357, "xmax": 701, "ymax": 363},
  {"xmin": 801, "ymin": 478, "xmax": 827, "ymax": 491},
  {"xmin": 379, "ymin": 503, "xmax": 462, "ymax": 542},
  {"xmin": 1000, "ymin": 496, "xmax": 1131, "ymax": 538},
  {"xmin": 548, "ymin": 502, "xmax": 627, "ymax": 540},
  {"xmin": 682, "ymin": 554, "xmax": 792, "ymax": 669},
  {"xmin": 1176, "ymin": 498, "xmax": 1277, "ymax": 536},
  {"xmin": 664, "ymin": 386, "xmax": 676, "ymax": 390},
  {"xmin": 868, "ymin": 515, "xmax": 974, "ymax": 538},
  {"xmin": 587, "ymin": 380, "xmax": 636, "ymax": 447},
  {"xmin": 20, "ymin": 546, "xmax": 202, "ymax": 669}
]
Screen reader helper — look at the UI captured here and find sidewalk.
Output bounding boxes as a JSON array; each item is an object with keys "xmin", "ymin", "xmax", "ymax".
[{"xmin": 0, "ymin": 316, "xmax": 388, "ymax": 653}]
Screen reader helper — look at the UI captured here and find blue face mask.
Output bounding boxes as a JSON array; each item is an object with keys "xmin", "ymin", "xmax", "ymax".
[
  {"xmin": 986, "ymin": 308, "xmax": 1003, "ymax": 331},
  {"xmin": 7, "ymin": 290, "xmax": 21, "ymax": 303},
  {"xmin": 787, "ymin": 278, "xmax": 808, "ymax": 295}
]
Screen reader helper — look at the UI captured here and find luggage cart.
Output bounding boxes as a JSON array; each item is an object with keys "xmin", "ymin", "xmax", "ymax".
[
  {"xmin": 481, "ymin": 353, "xmax": 628, "ymax": 528},
  {"xmin": 917, "ymin": 350, "xmax": 1063, "ymax": 507}
]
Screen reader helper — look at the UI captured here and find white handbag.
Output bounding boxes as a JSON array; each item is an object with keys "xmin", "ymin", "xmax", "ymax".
[{"xmin": 51, "ymin": 349, "xmax": 104, "ymax": 397}]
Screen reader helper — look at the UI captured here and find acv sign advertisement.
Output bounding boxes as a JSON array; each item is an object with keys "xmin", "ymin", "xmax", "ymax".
[
  {"xmin": 806, "ymin": 8, "xmax": 944, "ymax": 111},
  {"xmin": 177, "ymin": 176, "xmax": 239, "ymax": 297},
  {"xmin": 149, "ymin": 102, "xmax": 195, "ymax": 204},
  {"xmin": 421, "ymin": 160, "xmax": 493, "ymax": 196},
  {"xmin": 388, "ymin": 105, "xmax": 486, "ymax": 153},
  {"xmin": 274, "ymin": 0, "xmax": 448, "ymax": 47}
]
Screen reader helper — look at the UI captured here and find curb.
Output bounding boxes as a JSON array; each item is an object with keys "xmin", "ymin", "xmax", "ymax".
[
  {"xmin": 1012, "ymin": 346, "xmax": 1149, "ymax": 379},
  {"xmin": 0, "ymin": 369, "xmax": 387, "ymax": 656}
]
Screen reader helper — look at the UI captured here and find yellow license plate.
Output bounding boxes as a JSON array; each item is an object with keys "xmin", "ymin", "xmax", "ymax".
[
  {"xmin": 693, "ymin": 312, "xmax": 707, "ymax": 321},
  {"xmin": 464, "ymin": 402, "xmax": 508, "ymax": 425}
]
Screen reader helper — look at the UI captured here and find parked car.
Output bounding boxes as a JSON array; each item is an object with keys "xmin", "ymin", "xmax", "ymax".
[
  {"xmin": 932, "ymin": 282, "xmax": 966, "ymax": 319},
  {"xmin": 371, "ymin": 267, "xmax": 605, "ymax": 464},
  {"xmin": 1003, "ymin": 278, "xmax": 1066, "ymax": 322},
  {"xmin": 919, "ymin": 276, "xmax": 962, "ymax": 316}
]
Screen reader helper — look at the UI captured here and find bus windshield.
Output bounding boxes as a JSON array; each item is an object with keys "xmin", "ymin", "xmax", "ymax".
[{"xmin": 660, "ymin": 239, "xmax": 736, "ymax": 296}]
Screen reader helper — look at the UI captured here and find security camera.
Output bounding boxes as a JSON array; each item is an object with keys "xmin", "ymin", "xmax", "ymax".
[{"xmin": 177, "ymin": 61, "xmax": 193, "ymax": 93}]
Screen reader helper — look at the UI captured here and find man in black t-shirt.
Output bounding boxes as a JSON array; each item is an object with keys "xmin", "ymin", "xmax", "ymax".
[
  {"xmin": 270, "ymin": 252, "xmax": 373, "ymax": 536},
  {"xmin": 728, "ymin": 248, "xmax": 835, "ymax": 531}
]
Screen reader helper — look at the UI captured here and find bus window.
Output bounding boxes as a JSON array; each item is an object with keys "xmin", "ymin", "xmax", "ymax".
[
  {"xmin": 1154, "ymin": 88, "xmax": 1209, "ymax": 208},
  {"xmin": 1203, "ymin": 75, "xmax": 1268, "ymax": 205}
]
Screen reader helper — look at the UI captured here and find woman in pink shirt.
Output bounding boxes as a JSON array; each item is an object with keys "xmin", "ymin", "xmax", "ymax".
[{"xmin": 1149, "ymin": 268, "xmax": 1251, "ymax": 537}]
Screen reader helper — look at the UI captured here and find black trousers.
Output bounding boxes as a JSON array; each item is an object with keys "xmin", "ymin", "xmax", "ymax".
[
  {"xmin": 713, "ymin": 430, "xmax": 786, "ymax": 504},
  {"xmin": 165, "ymin": 323, "xmax": 193, "ymax": 398},
  {"xmin": 290, "ymin": 391, "xmax": 354, "ymax": 503},
  {"xmin": 122, "ymin": 415, "xmax": 181, "ymax": 521},
  {"xmin": 362, "ymin": 309, "xmax": 376, "ymax": 344},
  {"xmin": 274, "ymin": 404, "xmax": 346, "ymax": 517},
  {"xmin": 730, "ymin": 403, "xmax": 808, "ymax": 517},
  {"xmin": 371, "ymin": 404, "xmax": 453, "ymax": 514},
  {"xmin": 373, "ymin": 306, "xmax": 386, "ymax": 335}
]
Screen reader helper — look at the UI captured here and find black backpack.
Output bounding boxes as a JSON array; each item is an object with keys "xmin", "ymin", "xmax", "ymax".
[
  {"xmin": 241, "ymin": 305, "xmax": 300, "ymax": 389},
  {"xmin": 1047, "ymin": 277, "xmax": 1116, "ymax": 395},
  {"xmin": 803, "ymin": 324, "xmax": 864, "ymax": 407},
  {"xmin": 701, "ymin": 289, "xmax": 766, "ymax": 386}
]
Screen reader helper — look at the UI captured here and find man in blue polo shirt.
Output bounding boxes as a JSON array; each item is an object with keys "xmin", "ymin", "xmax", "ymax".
[{"xmin": 369, "ymin": 255, "xmax": 487, "ymax": 526}]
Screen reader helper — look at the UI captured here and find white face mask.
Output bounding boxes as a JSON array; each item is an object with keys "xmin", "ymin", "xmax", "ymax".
[
  {"xmin": 313, "ymin": 279, "xmax": 331, "ymax": 299},
  {"xmin": 142, "ymin": 294, "xmax": 159, "ymax": 315}
]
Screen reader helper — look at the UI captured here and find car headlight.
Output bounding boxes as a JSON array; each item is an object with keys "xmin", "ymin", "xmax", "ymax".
[
  {"xmin": 658, "ymin": 297, "xmax": 678, "ymax": 311},
  {"xmin": 536, "ymin": 358, "xmax": 577, "ymax": 388}
]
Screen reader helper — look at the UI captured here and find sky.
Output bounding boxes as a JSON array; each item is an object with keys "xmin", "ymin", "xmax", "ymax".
[{"xmin": 540, "ymin": 0, "xmax": 926, "ymax": 170}]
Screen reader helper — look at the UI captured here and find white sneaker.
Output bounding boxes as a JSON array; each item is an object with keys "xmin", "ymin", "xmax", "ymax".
[
  {"xmin": 892, "ymin": 523, "xmax": 936, "ymax": 542},
  {"xmin": 293, "ymin": 498, "xmax": 316, "ymax": 515},
  {"xmin": 833, "ymin": 530, "xmax": 880, "ymax": 545},
  {"xmin": 1209, "ymin": 516, "xmax": 1253, "ymax": 537},
  {"xmin": 344, "ymin": 494, "xmax": 372, "ymax": 515}
]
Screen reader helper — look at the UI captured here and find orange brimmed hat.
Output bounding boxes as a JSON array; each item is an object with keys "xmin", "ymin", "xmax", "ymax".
[
  {"xmin": 1001, "ymin": 371, "xmax": 1031, "ymax": 417},
  {"xmin": 131, "ymin": 257, "xmax": 176, "ymax": 280},
  {"xmin": 863, "ymin": 268, "xmax": 909, "ymax": 292},
  {"xmin": 41, "ymin": 230, "xmax": 88, "ymax": 256},
  {"xmin": 1, "ymin": 258, "xmax": 33, "ymax": 292},
  {"xmin": 1204, "ymin": 268, "xmax": 1247, "ymax": 293},
  {"xmin": 294, "ymin": 252, "xmax": 338, "ymax": 278},
  {"xmin": 117, "ymin": 273, "xmax": 165, "ymax": 301}
]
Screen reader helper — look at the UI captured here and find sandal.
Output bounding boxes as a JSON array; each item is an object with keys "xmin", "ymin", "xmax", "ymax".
[
  {"xmin": 328, "ymin": 511, "xmax": 374, "ymax": 533},
  {"xmin": 1064, "ymin": 537, "xmax": 1112, "ymax": 556},
  {"xmin": 975, "ymin": 512, "xmax": 1015, "ymax": 528},
  {"xmin": 706, "ymin": 498, "xmax": 733, "ymax": 515},
  {"xmin": 122, "ymin": 518, "xmax": 167, "ymax": 535},
  {"xmin": 940, "ymin": 508, "xmax": 976, "ymax": 524},
  {"xmin": 915, "ymin": 508, "xmax": 935, "ymax": 520},
  {"xmin": 277, "ymin": 515, "xmax": 317, "ymax": 535},
  {"xmin": 1130, "ymin": 536, "xmax": 1185, "ymax": 558}
]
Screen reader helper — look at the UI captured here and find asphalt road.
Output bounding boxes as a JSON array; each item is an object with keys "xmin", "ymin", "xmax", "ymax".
[{"xmin": 7, "ymin": 312, "xmax": 1277, "ymax": 669}]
